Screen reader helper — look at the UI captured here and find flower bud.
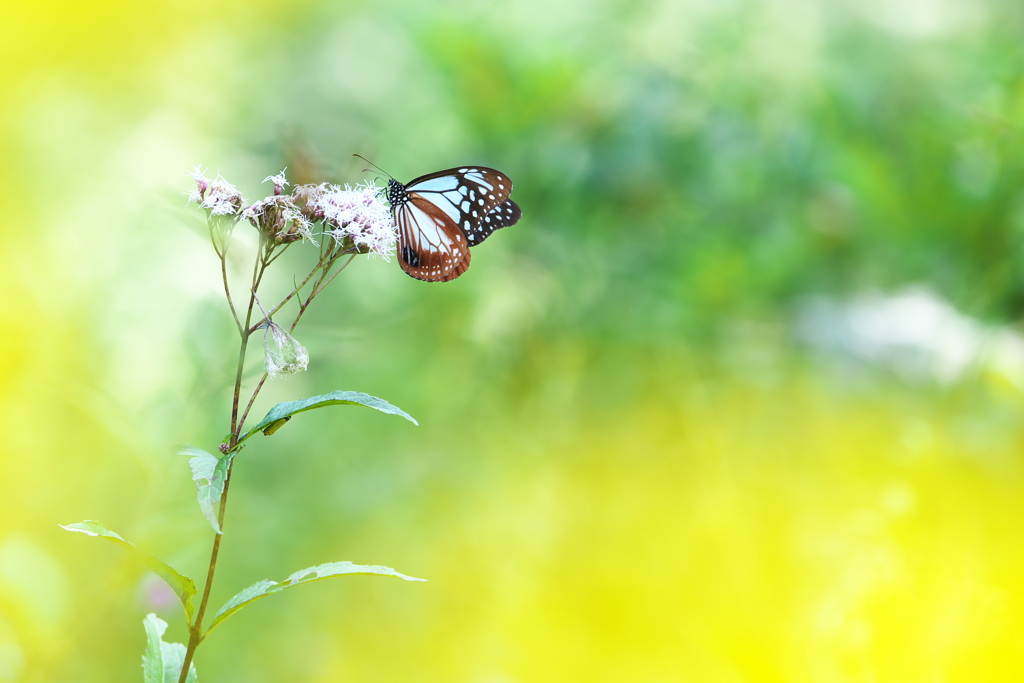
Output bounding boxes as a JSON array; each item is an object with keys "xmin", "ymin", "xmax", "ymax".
[{"xmin": 263, "ymin": 169, "xmax": 290, "ymax": 196}]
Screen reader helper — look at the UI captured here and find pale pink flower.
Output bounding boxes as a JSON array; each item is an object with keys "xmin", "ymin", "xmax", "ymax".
[
  {"xmin": 263, "ymin": 168, "xmax": 290, "ymax": 196},
  {"xmin": 187, "ymin": 166, "xmax": 245, "ymax": 216},
  {"xmin": 315, "ymin": 182, "xmax": 396, "ymax": 260}
]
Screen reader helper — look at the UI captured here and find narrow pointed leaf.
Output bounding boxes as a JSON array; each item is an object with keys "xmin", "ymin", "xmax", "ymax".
[
  {"xmin": 141, "ymin": 613, "xmax": 166, "ymax": 683},
  {"xmin": 142, "ymin": 613, "xmax": 197, "ymax": 683},
  {"xmin": 237, "ymin": 391, "xmax": 417, "ymax": 446},
  {"xmin": 61, "ymin": 521, "xmax": 196, "ymax": 624},
  {"xmin": 205, "ymin": 561, "xmax": 425, "ymax": 637},
  {"xmin": 181, "ymin": 445, "xmax": 231, "ymax": 534}
]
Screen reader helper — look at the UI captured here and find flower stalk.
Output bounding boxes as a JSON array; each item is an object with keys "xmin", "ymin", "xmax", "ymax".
[{"xmin": 176, "ymin": 168, "xmax": 396, "ymax": 682}]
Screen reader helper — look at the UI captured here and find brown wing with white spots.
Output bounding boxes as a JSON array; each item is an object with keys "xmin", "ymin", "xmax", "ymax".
[
  {"xmin": 465, "ymin": 199, "xmax": 522, "ymax": 246},
  {"xmin": 394, "ymin": 194, "xmax": 471, "ymax": 282},
  {"xmin": 387, "ymin": 166, "xmax": 521, "ymax": 282}
]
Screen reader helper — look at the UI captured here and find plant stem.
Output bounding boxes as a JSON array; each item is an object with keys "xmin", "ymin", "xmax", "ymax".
[
  {"xmin": 236, "ymin": 254, "xmax": 355, "ymax": 429},
  {"xmin": 245, "ymin": 247, "xmax": 353, "ymax": 335},
  {"xmin": 307, "ymin": 254, "xmax": 357, "ymax": 303},
  {"xmin": 177, "ymin": 461, "xmax": 234, "ymax": 681},
  {"xmin": 177, "ymin": 247, "xmax": 269, "ymax": 683},
  {"xmin": 211, "ymin": 219, "xmax": 243, "ymax": 334},
  {"xmin": 238, "ymin": 373, "xmax": 269, "ymax": 432},
  {"xmin": 175, "ymin": 242, "xmax": 355, "ymax": 682}
]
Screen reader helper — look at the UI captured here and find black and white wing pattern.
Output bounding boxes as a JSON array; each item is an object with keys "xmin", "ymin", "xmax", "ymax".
[{"xmin": 386, "ymin": 166, "xmax": 522, "ymax": 282}]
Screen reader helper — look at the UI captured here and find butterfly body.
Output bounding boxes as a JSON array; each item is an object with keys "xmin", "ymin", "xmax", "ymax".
[{"xmin": 387, "ymin": 166, "xmax": 521, "ymax": 282}]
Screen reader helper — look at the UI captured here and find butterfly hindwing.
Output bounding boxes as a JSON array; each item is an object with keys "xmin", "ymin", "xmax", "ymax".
[
  {"xmin": 466, "ymin": 199, "xmax": 522, "ymax": 246},
  {"xmin": 387, "ymin": 166, "xmax": 521, "ymax": 282},
  {"xmin": 394, "ymin": 194, "xmax": 470, "ymax": 282}
]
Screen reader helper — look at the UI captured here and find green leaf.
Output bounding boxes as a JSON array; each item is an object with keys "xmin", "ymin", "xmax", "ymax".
[
  {"xmin": 61, "ymin": 521, "xmax": 197, "ymax": 624},
  {"xmin": 182, "ymin": 445, "xmax": 232, "ymax": 535},
  {"xmin": 142, "ymin": 613, "xmax": 197, "ymax": 683},
  {"xmin": 205, "ymin": 561, "xmax": 426, "ymax": 637},
  {"xmin": 237, "ymin": 391, "xmax": 418, "ymax": 447}
]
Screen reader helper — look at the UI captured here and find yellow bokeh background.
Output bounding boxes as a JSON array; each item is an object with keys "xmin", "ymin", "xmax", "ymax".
[{"xmin": 3, "ymin": 0, "xmax": 1024, "ymax": 681}]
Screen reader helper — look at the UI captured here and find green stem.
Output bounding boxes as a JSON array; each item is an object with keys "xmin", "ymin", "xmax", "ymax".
[
  {"xmin": 177, "ymin": 461, "xmax": 234, "ymax": 681},
  {"xmin": 306, "ymin": 254, "xmax": 357, "ymax": 305},
  {"xmin": 211, "ymin": 218, "xmax": 242, "ymax": 334},
  {"xmin": 177, "ymin": 248, "xmax": 268, "ymax": 683},
  {"xmin": 238, "ymin": 372, "xmax": 269, "ymax": 433},
  {"xmin": 245, "ymin": 245, "xmax": 351, "ymax": 335},
  {"xmin": 236, "ymin": 254, "xmax": 354, "ymax": 429},
  {"xmin": 176, "ymin": 240, "xmax": 355, "ymax": 682}
]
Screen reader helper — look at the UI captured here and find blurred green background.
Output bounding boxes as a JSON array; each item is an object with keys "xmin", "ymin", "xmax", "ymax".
[{"xmin": 4, "ymin": 0, "xmax": 1024, "ymax": 680}]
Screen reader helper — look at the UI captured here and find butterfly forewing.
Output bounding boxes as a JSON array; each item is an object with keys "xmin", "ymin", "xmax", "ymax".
[{"xmin": 388, "ymin": 166, "xmax": 520, "ymax": 282}]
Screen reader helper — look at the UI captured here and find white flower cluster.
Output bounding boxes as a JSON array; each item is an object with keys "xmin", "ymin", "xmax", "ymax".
[
  {"xmin": 187, "ymin": 168, "xmax": 395, "ymax": 258},
  {"xmin": 313, "ymin": 182, "xmax": 397, "ymax": 261},
  {"xmin": 187, "ymin": 166, "xmax": 245, "ymax": 216},
  {"xmin": 186, "ymin": 166, "xmax": 398, "ymax": 383},
  {"xmin": 263, "ymin": 169, "xmax": 290, "ymax": 195}
]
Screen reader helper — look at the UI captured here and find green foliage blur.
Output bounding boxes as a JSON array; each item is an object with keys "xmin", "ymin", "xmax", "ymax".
[{"xmin": 3, "ymin": 0, "xmax": 1024, "ymax": 681}]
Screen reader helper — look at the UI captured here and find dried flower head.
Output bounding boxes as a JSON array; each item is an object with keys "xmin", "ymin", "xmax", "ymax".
[
  {"xmin": 243, "ymin": 195, "xmax": 315, "ymax": 245},
  {"xmin": 263, "ymin": 321, "xmax": 309, "ymax": 379}
]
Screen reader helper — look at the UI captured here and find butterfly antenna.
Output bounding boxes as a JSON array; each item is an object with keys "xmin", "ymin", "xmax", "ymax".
[{"xmin": 352, "ymin": 154, "xmax": 391, "ymax": 179}]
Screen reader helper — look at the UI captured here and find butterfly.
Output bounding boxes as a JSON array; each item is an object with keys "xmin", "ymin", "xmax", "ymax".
[{"xmin": 386, "ymin": 166, "xmax": 522, "ymax": 282}]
